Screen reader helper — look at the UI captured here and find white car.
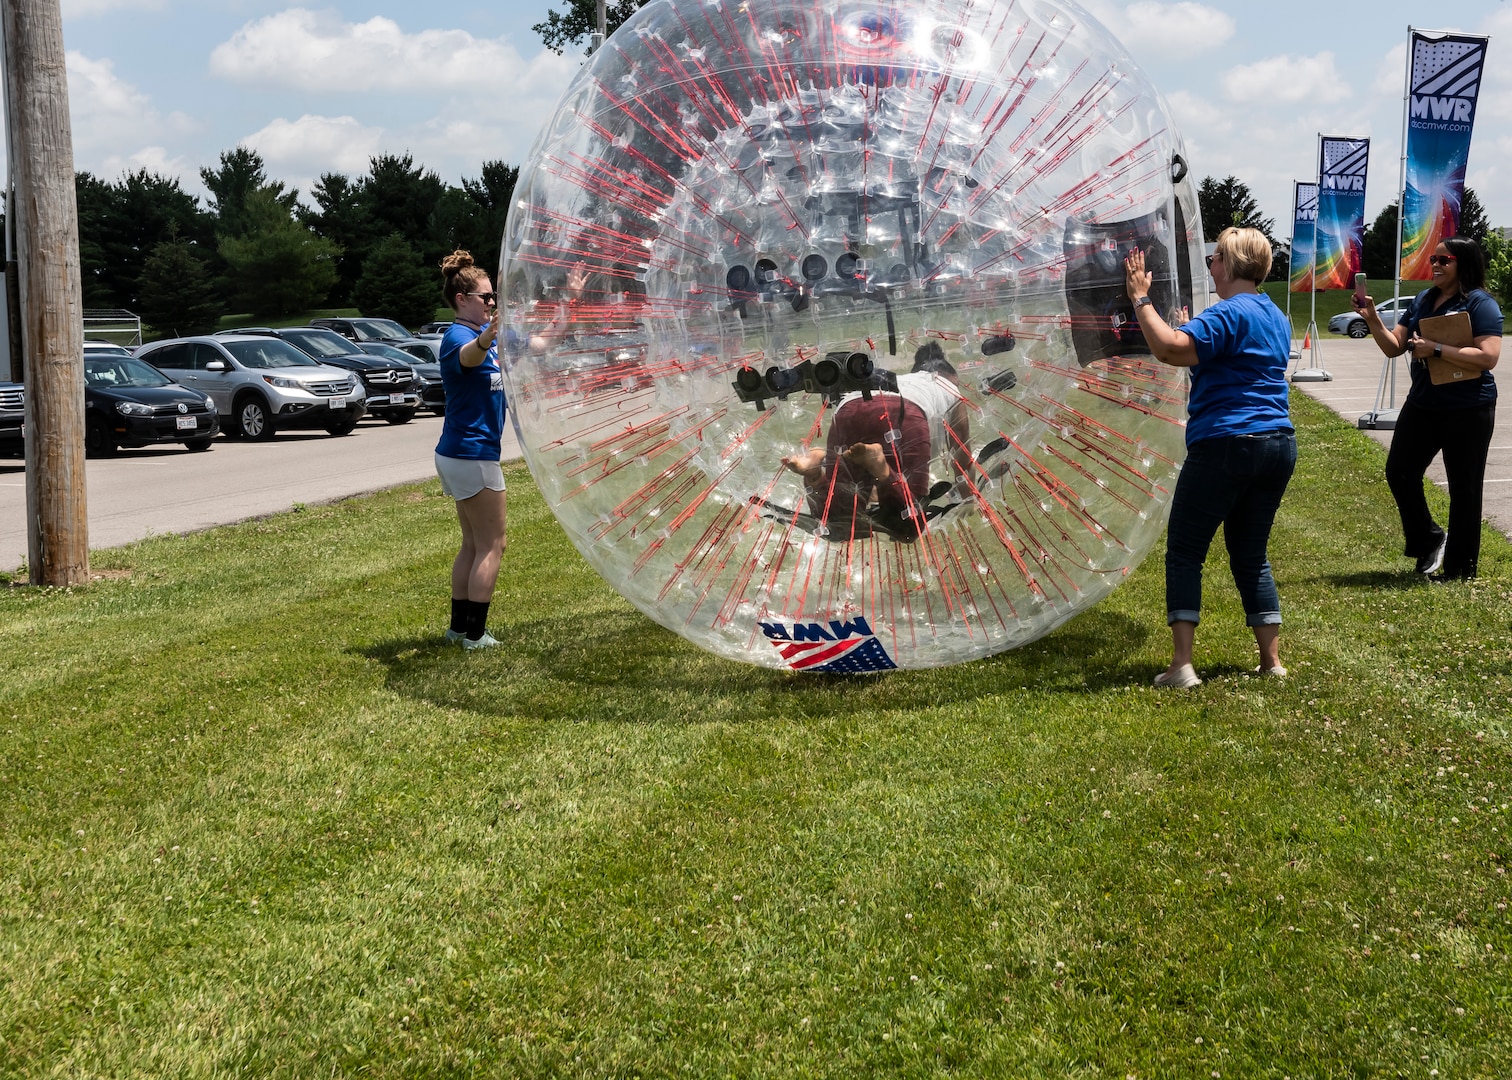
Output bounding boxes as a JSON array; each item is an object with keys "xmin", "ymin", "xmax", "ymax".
[{"xmin": 1329, "ymin": 297, "xmax": 1409, "ymax": 338}]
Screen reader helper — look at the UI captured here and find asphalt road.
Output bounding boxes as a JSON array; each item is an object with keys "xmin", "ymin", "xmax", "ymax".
[
  {"xmin": 0, "ymin": 412, "xmax": 522, "ymax": 573},
  {"xmin": 5, "ymin": 337, "xmax": 1509, "ymax": 574}
]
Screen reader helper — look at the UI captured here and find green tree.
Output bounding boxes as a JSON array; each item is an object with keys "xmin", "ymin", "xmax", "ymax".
[
  {"xmin": 534, "ymin": 0, "xmax": 641, "ymax": 53},
  {"xmin": 1482, "ymin": 229, "xmax": 1512, "ymax": 309},
  {"xmin": 134, "ymin": 239, "xmax": 223, "ymax": 336},
  {"xmin": 361, "ymin": 153, "xmax": 448, "ymax": 265},
  {"xmin": 351, "ymin": 233, "xmax": 439, "ymax": 329},
  {"xmin": 76, "ymin": 169, "xmax": 213, "ymax": 310},
  {"xmin": 1457, "ymin": 187, "xmax": 1489, "ymax": 245},
  {"xmin": 1361, "ymin": 202, "xmax": 1399, "ymax": 282},
  {"xmin": 201, "ymin": 147, "xmax": 297, "ymax": 240},
  {"xmin": 219, "ymin": 188, "xmax": 340, "ymax": 316},
  {"xmin": 303, "ymin": 172, "xmax": 370, "ymax": 306},
  {"xmin": 1197, "ymin": 175, "xmax": 1276, "ymax": 243}
]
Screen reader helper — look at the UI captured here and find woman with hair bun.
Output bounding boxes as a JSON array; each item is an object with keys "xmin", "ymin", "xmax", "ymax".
[
  {"xmin": 1354, "ymin": 235, "xmax": 1502, "ymax": 581},
  {"xmin": 436, "ymin": 250, "xmax": 506, "ymax": 649}
]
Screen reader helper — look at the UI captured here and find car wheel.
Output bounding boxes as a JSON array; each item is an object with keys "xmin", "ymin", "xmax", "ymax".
[
  {"xmin": 85, "ymin": 418, "xmax": 117, "ymax": 458},
  {"xmin": 1348, "ymin": 320, "xmax": 1368, "ymax": 339},
  {"xmin": 325, "ymin": 416, "xmax": 360, "ymax": 436},
  {"xmin": 234, "ymin": 394, "xmax": 276, "ymax": 440},
  {"xmin": 184, "ymin": 437, "xmax": 213, "ymax": 452},
  {"xmin": 383, "ymin": 407, "xmax": 417, "ymax": 425}
]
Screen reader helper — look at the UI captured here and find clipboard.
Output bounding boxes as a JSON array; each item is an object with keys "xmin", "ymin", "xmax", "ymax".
[{"xmin": 1418, "ymin": 311, "xmax": 1481, "ymax": 385}]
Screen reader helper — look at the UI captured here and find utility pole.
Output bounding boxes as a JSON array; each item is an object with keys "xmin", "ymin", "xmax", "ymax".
[{"xmin": 2, "ymin": 0, "xmax": 88, "ymax": 586}]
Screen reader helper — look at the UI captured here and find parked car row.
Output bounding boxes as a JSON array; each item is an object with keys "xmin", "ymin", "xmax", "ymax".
[
  {"xmin": 0, "ymin": 320, "xmax": 453, "ymax": 459},
  {"xmin": 1328, "ymin": 297, "xmax": 1408, "ymax": 338}
]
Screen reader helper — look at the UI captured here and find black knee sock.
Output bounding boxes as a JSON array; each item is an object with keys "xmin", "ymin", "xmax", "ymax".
[
  {"xmin": 450, "ymin": 597, "xmax": 467, "ymax": 634},
  {"xmin": 466, "ymin": 600, "xmax": 492, "ymax": 641}
]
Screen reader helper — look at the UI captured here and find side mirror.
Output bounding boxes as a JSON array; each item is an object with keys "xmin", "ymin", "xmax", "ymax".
[{"xmin": 205, "ymin": 360, "xmax": 228, "ymax": 372}]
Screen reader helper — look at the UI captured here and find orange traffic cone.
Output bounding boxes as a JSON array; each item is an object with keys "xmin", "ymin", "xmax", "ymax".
[{"xmin": 1301, "ymin": 330, "xmax": 1311, "ymax": 350}]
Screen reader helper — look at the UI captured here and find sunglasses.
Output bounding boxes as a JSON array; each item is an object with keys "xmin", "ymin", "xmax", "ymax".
[
  {"xmin": 1427, "ymin": 254, "xmax": 1457, "ymax": 267},
  {"xmin": 1204, "ymin": 254, "xmax": 1217, "ymax": 268},
  {"xmin": 467, "ymin": 291, "xmax": 497, "ymax": 304}
]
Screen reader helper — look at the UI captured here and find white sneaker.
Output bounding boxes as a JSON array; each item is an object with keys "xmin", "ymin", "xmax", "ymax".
[
  {"xmin": 1152, "ymin": 663, "xmax": 1201, "ymax": 688},
  {"xmin": 462, "ymin": 631, "xmax": 501, "ymax": 651},
  {"xmin": 1256, "ymin": 665, "xmax": 1288, "ymax": 678},
  {"xmin": 1416, "ymin": 533, "xmax": 1447, "ymax": 575},
  {"xmin": 445, "ymin": 628, "xmax": 465, "ymax": 645}
]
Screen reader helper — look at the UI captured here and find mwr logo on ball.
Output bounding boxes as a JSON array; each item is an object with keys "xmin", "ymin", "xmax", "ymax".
[{"xmin": 759, "ymin": 618, "xmax": 897, "ymax": 674}]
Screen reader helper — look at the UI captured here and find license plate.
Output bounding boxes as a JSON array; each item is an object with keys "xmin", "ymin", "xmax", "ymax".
[
  {"xmin": 388, "ymin": 393, "xmax": 404, "ymax": 405},
  {"xmin": 330, "ymin": 396, "xmax": 347, "ymax": 409},
  {"xmin": 175, "ymin": 416, "xmax": 197, "ymax": 430}
]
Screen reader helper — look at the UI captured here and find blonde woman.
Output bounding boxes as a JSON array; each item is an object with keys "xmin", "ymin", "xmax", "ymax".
[{"xmin": 1124, "ymin": 227, "xmax": 1297, "ymax": 687}]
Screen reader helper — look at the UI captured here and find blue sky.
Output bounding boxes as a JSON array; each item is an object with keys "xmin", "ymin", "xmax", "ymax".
[{"xmin": 48, "ymin": 0, "xmax": 1512, "ymax": 232}]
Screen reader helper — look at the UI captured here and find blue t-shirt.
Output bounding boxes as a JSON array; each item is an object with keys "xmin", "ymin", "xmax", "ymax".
[
  {"xmin": 435, "ymin": 321, "xmax": 505, "ymax": 461},
  {"xmin": 1180, "ymin": 291, "xmax": 1293, "ymax": 446},
  {"xmin": 1400, "ymin": 287, "xmax": 1501, "ymax": 410}
]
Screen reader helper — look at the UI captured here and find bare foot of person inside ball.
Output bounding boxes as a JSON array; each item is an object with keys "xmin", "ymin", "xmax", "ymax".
[
  {"xmin": 842, "ymin": 441, "xmax": 891, "ymax": 480},
  {"xmin": 782, "ymin": 448, "xmax": 826, "ymax": 485}
]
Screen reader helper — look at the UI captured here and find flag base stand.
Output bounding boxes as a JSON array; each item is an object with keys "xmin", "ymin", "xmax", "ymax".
[
  {"xmin": 1358, "ymin": 408, "xmax": 1399, "ymax": 431},
  {"xmin": 1288, "ymin": 321, "xmax": 1331, "ymax": 382}
]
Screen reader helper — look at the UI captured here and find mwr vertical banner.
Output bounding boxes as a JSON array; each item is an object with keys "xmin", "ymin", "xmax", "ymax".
[
  {"xmin": 1401, "ymin": 31, "xmax": 1489, "ymax": 281},
  {"xmin": 1289, "ymin": 182, "xmax": 1318, "ymax": 293},
  {"xmin": 1315, "ymin": 136, "xmax": 1369, "ymax": 290}
]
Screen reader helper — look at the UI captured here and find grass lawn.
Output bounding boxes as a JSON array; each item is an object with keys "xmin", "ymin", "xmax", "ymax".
[{"xmin": 2, "ymin": 393, "xmax": 1510, "ymax": 1076}]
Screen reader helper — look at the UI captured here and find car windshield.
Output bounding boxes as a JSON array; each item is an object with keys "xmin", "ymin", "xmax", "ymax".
[
  {"xmin": 84, "ymin": 357, "xmax": 173, "ymax": 389},
  {"xmin": 358, "ymin": 343, "xmax": 417, "ymax": 363},
  {"xmin": 278, "ymin": 328, "xmax": 357, "ymax": 359},
  {"xmin": 350, "ymin": 319, "xmax": 411, "ymax": 341},
  {"xmin": 222, "ymin": 339, "xmax": 319, "ymax": 369}
]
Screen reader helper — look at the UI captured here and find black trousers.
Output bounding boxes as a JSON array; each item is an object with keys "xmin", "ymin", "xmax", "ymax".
[{"xmin": 1384, "ymin": 399, "xmax": 1496, "ymax": 579}]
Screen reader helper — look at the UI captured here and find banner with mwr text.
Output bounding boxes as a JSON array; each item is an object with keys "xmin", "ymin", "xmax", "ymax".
[
  {"xmin": 1315, "ymin": 136, "xmax": 1369, "ymax": 291},
  {"xmin": 1289, "ymin": 182, "xmax": 1318, "ymax": 293},
  {"xmin": 1401, "ymin": 30, "xmax": 1489, "ymax": 281}
]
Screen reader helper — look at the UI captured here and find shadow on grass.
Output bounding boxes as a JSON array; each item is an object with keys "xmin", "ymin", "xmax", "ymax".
[
  {"xmin": 1320, "ymin": 569, "xmax": 1422, "ymax": 590},
  {"xmin": 360, "ymin": 605, "xmax": 1153, "ymax": 723}
]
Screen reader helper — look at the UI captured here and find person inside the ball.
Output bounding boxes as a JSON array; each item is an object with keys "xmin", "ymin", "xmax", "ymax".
[{"xmin": 781, "ymin": 341, "xmax": 971, "ymax": 539}]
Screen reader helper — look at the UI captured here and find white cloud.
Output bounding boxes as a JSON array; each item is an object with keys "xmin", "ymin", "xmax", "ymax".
[
  {"xmin": 66, "ymin": 52, "xmax": 194, "ymax": 176},
  {"xmin": 209, "ymin": 8, "xmax": 571, "ymax": 94},
  {"xmin": 1222, "ymin": 52, "xmax": 1350, "ymax": 105},
  {"xmin": 1372, "ymin": 43, "xmax": 1406, "ymax": 98},
  {"xmin": 98, "ymin": 145, "xmax": 192, "ymax": 180},
  {"xmin": 242, "ymin": 115, "xmax": 386, "ymax": 181}
]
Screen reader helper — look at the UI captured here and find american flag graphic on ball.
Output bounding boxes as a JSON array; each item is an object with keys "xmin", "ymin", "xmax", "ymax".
[{"xmin": 758, "ymin": 617, "xmax": 898, "ymax": 673}]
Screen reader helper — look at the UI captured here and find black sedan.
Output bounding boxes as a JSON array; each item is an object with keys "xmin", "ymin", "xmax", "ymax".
[
  {"xmin": 357, "ymin": 342, "xmax": 444, "ymax": 415},
  {"xmin": 84, "ymin": 355, "xmax": 219, "ymax": 456},
  {"xmin": 0, "ymin": 380, "xmax": 23, "ymax": 457}
]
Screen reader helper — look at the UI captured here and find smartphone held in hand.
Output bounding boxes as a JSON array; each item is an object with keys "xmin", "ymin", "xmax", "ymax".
[{"xmin": 1353, "ymin": 273, "xmax": 1368, "ymax": 304}]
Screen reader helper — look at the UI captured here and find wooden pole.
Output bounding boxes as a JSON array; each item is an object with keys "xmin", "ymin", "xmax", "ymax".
[{"xmin": 2, "ymin": 0, "xmax": 88, "ymax": 585}]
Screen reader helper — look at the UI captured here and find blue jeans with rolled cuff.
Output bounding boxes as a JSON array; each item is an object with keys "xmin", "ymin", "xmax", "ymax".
[{"xmin": 1165, "ymin": 430, "xmax": 1298, "ymax": 627}]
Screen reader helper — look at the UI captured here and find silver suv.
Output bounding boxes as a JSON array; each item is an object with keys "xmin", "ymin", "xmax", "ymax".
[{"xmin": 135, "ymin": 335, "xmax": 366, "ymax": 440}]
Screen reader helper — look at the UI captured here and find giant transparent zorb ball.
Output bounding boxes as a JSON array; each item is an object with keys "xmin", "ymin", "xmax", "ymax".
[{"xmin": 502, "ymin": 0, "xmax": 1206, "ymax": 672}]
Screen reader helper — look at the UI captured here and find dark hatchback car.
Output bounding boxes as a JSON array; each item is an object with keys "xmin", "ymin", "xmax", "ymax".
[
  {"xmin": 0, "ymin": 380, "xmax": 23, "ymax": 457},
  {"xmin": 219, "ymin": 327, "xmax": 420, "ymax": 424},
  {"xmin": 84, "ymin": 354, "xmax": 219, "ymax": 456},
  {"xmin": 357, "ymin": 341, "xmax": 444, "ymax": 415}
]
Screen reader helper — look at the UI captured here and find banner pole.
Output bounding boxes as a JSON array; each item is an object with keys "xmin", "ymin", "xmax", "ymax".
[
  {"xmin": 1293, "ymin": 138, "xmax": 1328, "ymax": 382},
  {"xmin": 1286, "ymin": 180, "xmax": 1297, "ymax": 367},
  {"xmin": 1363, "ymin": 26, "xmax": 1415, "ymax": 430}
]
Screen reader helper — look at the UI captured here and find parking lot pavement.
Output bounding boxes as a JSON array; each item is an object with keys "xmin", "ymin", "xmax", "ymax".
[
  {"xmin": 0, "ymin": 414, "xmax": 522, "ymax": 573},
  {"xmin": 1290, "ymin": 336, "xmax": 1512, "ymax": 542}
]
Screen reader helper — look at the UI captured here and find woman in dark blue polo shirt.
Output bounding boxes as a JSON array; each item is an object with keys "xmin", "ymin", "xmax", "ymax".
[
  {"xmin": 1125, "ymin": 227, "xmax": 1297, "ymax": 688},
  {"xmin": 1354, "ymin": 236, "xmax": 1502, "ymax": 581}
]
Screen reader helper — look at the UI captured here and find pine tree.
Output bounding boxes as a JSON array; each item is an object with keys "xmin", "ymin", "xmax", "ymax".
[
  {"xmin": 351, "ymin": 233, "xmax": 440, "ymax": 330},
  {"xmin": 1457, "ymin": 187, "xmax": 1489, "ymax": 245},
  {"xmin": 219, "ymin": 189, "xmax": 340, "ymax": 316},
  {"xmin": 135, "ymin": 239, "xmax": 222, "ymax": 336},
  {"xmin": 1197, "ymin": 176, "xmax": 1276, "ymax": 243}
]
